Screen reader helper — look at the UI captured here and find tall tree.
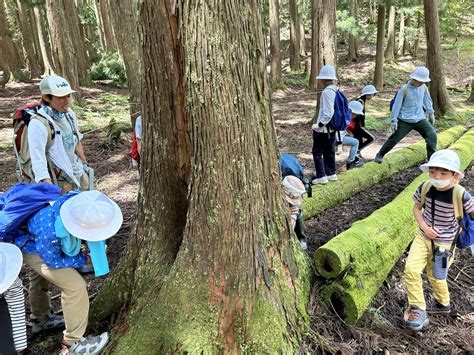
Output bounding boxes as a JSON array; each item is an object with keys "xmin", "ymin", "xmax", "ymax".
[
  {"xmin": 107, "ymin": 0, "xmax": 142, "ymax": 122},
  {"xmin": 396, "ymin": 10, "xmax": 406, "ymax": 57},
  {"xmin": 98, "ymin": 0, "xmax": 115, "ymax": 50},
  {"xmin": 409, "ymin": 2, "xmax": 422, "ymax": 58},
  {"xmin": 32, "ymin": 4, "xmax": 53, "ymax": 74},
  {"xmin": 91, "ymin": 0, "xmax": 106, "ymax": 50},
  {"xmin": 45, "ymin": 0, "xmax": 90, "ymax": 88},
  {"xmin": 289, "ymin": 0, "xmax": 301, "ymax": 70},
  {"xmin": 347, "ymin": 0, "xmax": 359, "ymax": 62},
  {"xmin": 384, "ymin": 3, "xmax": 395, "ymax": 63},
  {"xmin": 309, "ymin": 0, "xmax": 336, "ymax": 89},
  {"xmin": 90, "ymin": 0, "xmax": 310, "ymax": 352},
  {"xmin": 423, "ymin": 0, "xmax": 451, "ymax": 115},
  {"xmin": 374, "ymin": 4, "xmax": 385, "ymax": 89},
  {"xmin": 269, "ymin": 0, "xmax": 282, "ymax": 84}
]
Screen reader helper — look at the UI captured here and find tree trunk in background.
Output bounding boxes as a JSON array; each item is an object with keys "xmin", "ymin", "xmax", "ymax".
[
  {"xmin": 374, "ymin": 4, "xmax": 385, "ymax": 89},
  {"xmin": 107, "ymin": 0, "xmax": 142, "ymax": 122},
  {"xmin": 76, "ymin": 0, "xmax": 100, "ymax": 63},
  {"xmin": 45, "ymin": 0, "xmax": 90, "ymax": 91},
  {"xmin": 410, "ymin": 4, "xmax": 422, "ymax": 58},
  {"xmin": 289, "ymin": 0, "xmax": 301, "ymax": 71},
  {"xmin": 347, "ymin": 0, "xmax": 359, "ymax": 62},
  {"xmin": 468, "ymin": 79, "xmax": 474, "ymax": 103},
  {"xmin": 97, "ymin": 1, "xmax": 309, "ymax": 352},
  {"xmin": 0, "ymin": 66, "xmax": 11, "ymax": 89},
  {"xmin": 424, "ymin": 0, "xmax": 451, "ymax": 116},
  {"xmin": 92, "ymin": 0, "xmax": 106, "ymax": 50},
  {"xmin": 15, "ymin": 0, "xmax": 43, "ymax": 78},
  {"xmin": 269, "ymin": 0, "xmax": 281, "ymax": 84},
  {"xmin": 396, "ymin": 11, "xmax": 405, "ymax": 57},
  {"xmin": 384, "ymin": 4, "xmax": 395, "ymax": 63},
  {"xmin": 99, "ymin": 0, "xmax": 115, "ymax": 51},
  {"xmin": 369, "ymin": 0, "xmax": 376, "ymax": 23},
  {"xmin": 309, "ymin": 0, "xmax": 318, "ymax": 89},
  {"xmin": 0, "ymin": 0, "xmax": 27, "ymax": 81},
  {"xmin": 32, "ymin": 5, "xmax": 53, "ymax": 75}
]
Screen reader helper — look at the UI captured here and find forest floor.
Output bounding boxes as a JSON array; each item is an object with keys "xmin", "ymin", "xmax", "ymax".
[{"xmin": 0, "ymin": 39, "xmax": 473, "ymax": 353}]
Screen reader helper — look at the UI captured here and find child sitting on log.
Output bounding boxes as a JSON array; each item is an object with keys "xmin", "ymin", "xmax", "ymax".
[
  {"xmin": 403, "ymin": 149, "xmax": 473, "ymax": 331},
  {"xmin": 282, "ymin": 175, "xmax": 308, "ymax": 250}
]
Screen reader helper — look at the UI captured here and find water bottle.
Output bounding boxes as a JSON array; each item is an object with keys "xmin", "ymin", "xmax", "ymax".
[{"xmin": 432, "ymin": 247, "xmax": 451, "ymax": 280}]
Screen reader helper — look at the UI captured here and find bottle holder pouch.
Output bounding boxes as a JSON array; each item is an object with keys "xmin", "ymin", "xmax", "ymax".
[{"xmin": 432, "ymin": 249, "xmax": 452, "ymax": 280}]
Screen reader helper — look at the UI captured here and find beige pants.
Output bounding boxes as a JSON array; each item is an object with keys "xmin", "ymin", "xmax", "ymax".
[
  {"xmin": 57, "ymin": 172, "xmax": 90, "ymax": 191},
  {"xmin": 24, "ymin": 253, "xmax": 89, "ymax": 344}
]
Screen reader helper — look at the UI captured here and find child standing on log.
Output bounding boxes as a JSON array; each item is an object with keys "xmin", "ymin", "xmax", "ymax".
[{"xmin": 403, "ymin": 149, "xmax": 474, "ymax": 331}]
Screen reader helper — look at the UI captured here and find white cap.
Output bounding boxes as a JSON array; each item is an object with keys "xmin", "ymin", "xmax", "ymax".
[
  {"xmin": 361, "ymin": 85, "xmax": 378, "ymax": 96},
  {"xmin": 420, "ymin": 149, "xmax": 463, "ymax": 178},
  {"xmin": 410, "ymin": 66, "xmax": 431, "ymax": 82},
  {"xmin": 348, "ymin": 101, "xmax": 364, "ymax": 115},
  {"xmin": 60, "ymin": 191, "xmax": 123, "ymax": 241},
  {"xmin": 39, "ymin": 75, "xmax": 76, "ymax": 97},
  {"xmin": 316, "ymin": 65, "xmax": 337, "ymax": 80},
  {"xmin": 282, "ymin": 175, "xmax": 306, "ymax": 206},
  {"xmin": 0, "ymin": 243, "xmax": 23, "ymax": 294}
]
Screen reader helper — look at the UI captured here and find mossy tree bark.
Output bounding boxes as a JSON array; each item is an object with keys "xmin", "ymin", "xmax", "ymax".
[
  {"xmin": 374, "ymin": 4, "xmax": 385, "ymax": 89},
  {"xmin": 423, "ymin": 0, "xmax": 452, "ymax": 116},
  {"xmin": 317, "ymin": 129, "xmax": 474, "ymax": 324},
  {"xmin": 269, "ymin": 0, "xmax": 282, "ymax": 84},
  {"xmin": 93, "ymin": 1, "xmax": 310, "ymax": 353}
]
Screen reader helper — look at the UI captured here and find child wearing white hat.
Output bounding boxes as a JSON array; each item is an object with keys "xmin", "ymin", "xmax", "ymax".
[
  {"xmin": 340, "ymin": 101, "xmax": 365, "ymax": 170},
  {"xmin": 375, "ymin": 66, "xmax": 437, "ymax": 164},
  {"xmin": 0, "ymin": 243, "xmax": 27, "ymax": 354},
  {"xmin": 403, "ymin": 149, "xmax": 473, "ymax": 331},
  {"xmin": 282, "ymin": 175, "xmax": 308, "ymax": 250},
  {"xmin": 350, "ymin": 85, "xmax": 377, "ymax": 158}
]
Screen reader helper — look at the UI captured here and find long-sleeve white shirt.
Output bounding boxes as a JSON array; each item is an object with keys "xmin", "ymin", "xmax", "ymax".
[{"xmin": 313, "ymin": 84, "xmax": 337, "ymax": 133}]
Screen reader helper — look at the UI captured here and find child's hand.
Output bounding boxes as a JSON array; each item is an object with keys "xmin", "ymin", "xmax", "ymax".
[{"xmin": 422, "ymin": 225, "xmax": 439, "ymax": 239}]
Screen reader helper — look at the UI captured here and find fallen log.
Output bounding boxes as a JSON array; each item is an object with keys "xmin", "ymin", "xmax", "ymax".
[
  {"xmin": 316, "ymin": 129, "xmax": 474, "ymax": 324},
  {"xmin": 301, "ymin": 125, "xmax": 466, "ymax": 219}
]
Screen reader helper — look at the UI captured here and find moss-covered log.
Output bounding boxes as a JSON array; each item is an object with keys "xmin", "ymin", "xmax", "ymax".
[
  {"xmin": 316, "ymin": 129, "xmax": 474, "ymax": 324},
  {"xmin": 301, "ymin": 126, "xmax": 466, "ymax": 219}
]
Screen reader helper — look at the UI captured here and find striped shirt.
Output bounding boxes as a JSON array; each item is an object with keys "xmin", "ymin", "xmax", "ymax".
[
  {"xmin": 414, "ymin": 184, "xmax": 474, "ymax": 244},
  {"xmin": 2, "ymin": 277, "xmax": 27, "ymax": 351}
]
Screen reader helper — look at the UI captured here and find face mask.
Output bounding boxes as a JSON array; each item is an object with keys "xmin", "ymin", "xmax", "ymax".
[{"xmin": 429, "ymin": 177, "xmax": 451, "ymax": 189}]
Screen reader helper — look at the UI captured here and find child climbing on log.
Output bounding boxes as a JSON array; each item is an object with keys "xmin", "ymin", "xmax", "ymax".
[
  {"xmin": 282, "ymin": 175, "xmax": 308, "ymax": 250},
  {"xmin": 403, "ymin": 149, "xmax": 474, "ymax": 331}
]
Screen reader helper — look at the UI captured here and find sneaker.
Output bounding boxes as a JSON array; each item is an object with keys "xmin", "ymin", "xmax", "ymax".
[
  {"xmin": 312, "ymin": 176, "xmax": 328, "ymax": 184},
  {"xmin": 64, "ymin": 332, "xmax": 110, "ymax": 355},
  {"xmin": 346, "ymin": 160, "xmax": 364, "ymax": 170},
  {"xmin": 427, "ymin": 301, "xmax": 451, "ymax": 314},
  {"xmin": 31, "ymin": 310, "xmax": 65, "ymax": 334},
  {"xmin": 77, "ymin": 263, "xmax": 94, "ymax": 274},
  {"xmin": 405, "ymin": 307, "xmax": 429, "ymax": 331},
  {"xmin": 299, "ymin": 239, "xmax": 308, "ymax": 250},
  {"xmin": 327, "ymin": 174, "xmax": 338, "ymax": 181},
  {"xmin": 374, "ymin": 153, "xmax": 384, "ymax": 164}
]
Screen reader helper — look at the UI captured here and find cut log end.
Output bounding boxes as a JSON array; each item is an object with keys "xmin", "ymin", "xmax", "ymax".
[{"xmin": 314, "ymin": 248, "xmax": 344, "ymax": 279}]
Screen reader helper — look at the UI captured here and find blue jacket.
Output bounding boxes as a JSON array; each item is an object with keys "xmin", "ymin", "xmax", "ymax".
[
  {"xmin": 390, "ymin": 81, "xmax": 434, "ymax": 123},
  {"xmin": 15, "ymin": 191, "xmax": 86, "ymax": 269}
]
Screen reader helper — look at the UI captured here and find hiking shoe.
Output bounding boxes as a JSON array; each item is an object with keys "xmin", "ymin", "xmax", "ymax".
[
  {"xmin": 327, "ymin": 174, "xmax": 338, "ymax": 181},
  {"xmin": 312, "ymin": 176, "xmax": 328, "ymax": 184},
  {"xmin": 299, "ymin": 239, "xmax": 308, "ymax": 251},
  {"xmin": 346, "ymin": 160, "xmax": 364, "ymax": 170},
  {"xmin": 64, "ymin": 332, "xmax": 110, "ymax": 355},
  {"xmin": 374, "ymin": 153, "xmax": 384, "ymax": 164},
  {"xmin": 427, "ymin": 301, "xmax": 451, "ymax": 314},
  {"xmin": 77, "ymin": 263, "xmax": 94, "ymax": 274},
  {"xmin": 31, "ymin": 310, "xmax": 65, "ymax": 334},
  {"xmin": 405, "ymin": 307, "xmax": 429, "ymax": 331}
]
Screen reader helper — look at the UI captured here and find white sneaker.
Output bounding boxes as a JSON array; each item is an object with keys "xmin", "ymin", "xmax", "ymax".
[
  {"xmin": 327, "ymin": 174, "xmax": 338, "ymax": 181},
  {"xmin": 66, "ymin": 332, "xmax": 109, "ymax": 355},
  {"xmin": 312, "ymin": 176, "xmax": 328, "ymax": 184},
  {"xmin": 300, "ymin": 240, "xmax": 308, "ymax": 250}
]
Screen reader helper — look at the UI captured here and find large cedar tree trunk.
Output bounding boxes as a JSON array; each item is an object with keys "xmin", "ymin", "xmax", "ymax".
[
  {"xmin": 32, "ymin": 5, "xmax": 53, "ymax": 75},
  {"xmin": 409, "ymin": 4, "xmax": 422, "ymax": 58},
  {"xmin": 347, "ymin": 0, "xmax": 359, "ymax": 62},
  {"xmin": 269, "ymin": 0, "xmax": 282, "ymax": 84},
  {"xmin": 424, "ymin": 0, "xmax": 451, "ymax": 116},
  {"xmin": 45, "ymin": 0, "xmax": 90, "ymax": 88},
  {"xmin": 383, "ymin": 4, "xmax": 395, "ymax": 63},
  {"xmin": 91, "ymin": 0, "xmax": 106, "ymax": 51},
  {"xmin": 107, "ymin": 0, "xmax": 142, "ymax": 122},
  {"xmin": 374, "ymin": 4, "xmax": 385, "ymax": 89},
  {"xmin": 289, "ymin": 0, "xmax": 301, "ymax": 71},
  {"xmin": 396, "ymin": 11, "xmax": 405, "ymax": 57},
  {"xmin": 98, "ymin": 0, "xmax": 116, "ymax": 50},
  {"xmin": 91, "ymin": 1, "xmax": 310, "ymax": 352}
]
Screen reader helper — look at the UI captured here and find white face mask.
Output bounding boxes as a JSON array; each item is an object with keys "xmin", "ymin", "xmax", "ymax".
[{"xmin": 430, "ymin": 177, "xmax": 452, "ymax": 189}]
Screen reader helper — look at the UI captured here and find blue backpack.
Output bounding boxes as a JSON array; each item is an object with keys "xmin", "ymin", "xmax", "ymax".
[
  {"xmin": 328, "ymin": 89, "xmax": 351, "ymax": 131},
  {"xmin": 0, "ymin": 183, "xmax": 61, "ymax": 242},
  {"xmin": 389, "ymin": 85, "xmax": 408, "ymax": 112},
  {"xmin": 280, "ymin": 153, "xmax": 304, "ymax": 180}
]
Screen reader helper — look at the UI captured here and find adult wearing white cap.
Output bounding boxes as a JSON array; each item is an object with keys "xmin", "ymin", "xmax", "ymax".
[
  {"xmin": 15, "ymin": 190, "xmax": 122, "ymax": 354},
  {"xmin": 375, "ymin": 66, "xmax": 437, "ymax": 163},
  {"xmin": 27, "ymin": 75, "xmax": 90, "ymax": 190},
  {"xmin": 0, "ymin": 243, "xmax": 27, "ymax": 354},
  {"xmin": 311, "ymin": 65, "xmax": 339, "ymax": 185}
]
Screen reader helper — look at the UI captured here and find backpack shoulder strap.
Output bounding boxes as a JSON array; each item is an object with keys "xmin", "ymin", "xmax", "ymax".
[
  {"xmin": 402, "ymin": 84, "xmax": 408, "ymax": 101},
  {"xmin": 420, "ymin": 181, "xmax": 432, "ymax": 207},
  {"xmin": 31, "ymin": 114, "xmax": 55, "ymax": 151},
  {"xmin": 452, "ymin": 185, "xmax": 465, "ymax": 221}
]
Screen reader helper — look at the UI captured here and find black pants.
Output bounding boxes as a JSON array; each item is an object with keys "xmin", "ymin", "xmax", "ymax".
[
  {"xmin": 0, "ymin": 297, "xmax": 16, "ymax": 355},
  {"xmin": 352, "ymin": 126, "xmax": 375, "ymax": 151},
  {"xmin": 312, "ymin": 131, "xmax": 336, "ymax": 178}
]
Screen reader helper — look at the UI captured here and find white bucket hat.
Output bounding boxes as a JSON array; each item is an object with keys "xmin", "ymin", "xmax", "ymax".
[
  {"xmin": 0, "ymin": 243, "xmax": 23, "ymax": 294},
  {"xmin": 282, "ymin": 175, "xmax": 306, "ymax": 206},
  {"xmin": 410, "ymin": 66, "xmax": 431, "ymax": 82},
  {"xmin": 40, "ymin": 75, "xmax": 76, "ymax": 97},
  {"xmin": 420, "ymin": 149, "xmax": 464, "ymax": 178},
  {"xmin": 361, "ymin": 85, "xmax": 378, "ymax": 96},
  {"xmin": 316, "ymin": 65, "xmax": 337, "ymax": 80},
  {"xmin": 60, "ymin": 191, "xmax": 123, "ymax": 241},
  {"xmin": 348, "ymin": 101, "xmax": 364, "ymax": 115}
]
